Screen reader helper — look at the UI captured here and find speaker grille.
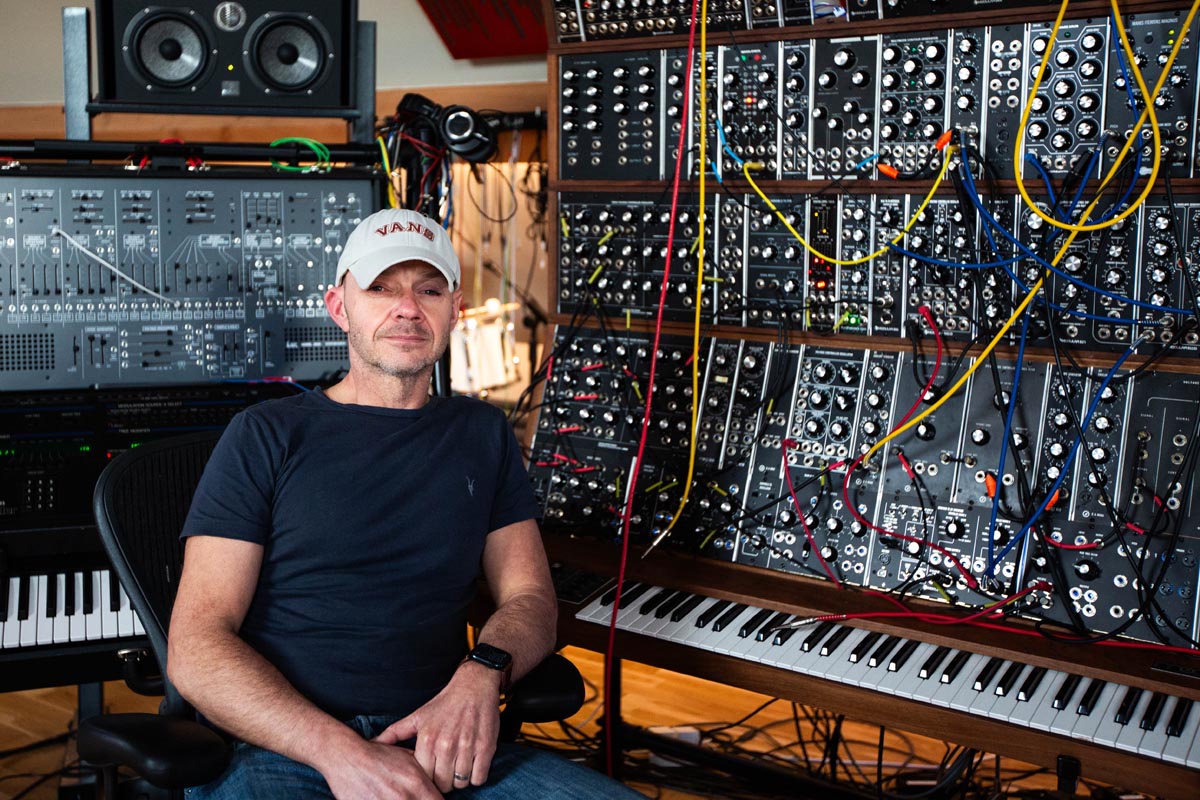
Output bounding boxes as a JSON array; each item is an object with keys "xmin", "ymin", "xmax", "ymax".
[
  {"xmin": 248, "ymin": 16, "xmax": 330, "ymax": 92},
  {"xmin": 129, "ymin": 13, "xmax": 210, "ymax": 87},
  {"xmin": 1, "ymin": 333, "xmax": 55, "ymax": 372}
]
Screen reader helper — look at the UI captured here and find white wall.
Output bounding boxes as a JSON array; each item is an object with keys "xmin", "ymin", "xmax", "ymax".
[{"xmin": 0, "ymin": 1, "xmax": 546, "ymax": 106}]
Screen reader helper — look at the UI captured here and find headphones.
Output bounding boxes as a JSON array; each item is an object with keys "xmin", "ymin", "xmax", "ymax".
[{"xmin": 397, "ymin": 93, "xmax": 498, "ymax": 163}]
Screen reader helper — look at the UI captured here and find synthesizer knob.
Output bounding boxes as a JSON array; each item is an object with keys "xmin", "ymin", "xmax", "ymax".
[
  {"xmin": 839, "ymin": 365, "xmax": 859, "ymax": 384},
  {"xmin": 637, "ymin": 100, "xmax": 655, "ymax": 113},
  {"xmin": 613, "ymin": 66, "xmax": 630, "ymax": 80},
  {"xmin": 903, "ymin": 58, "xmax": 922, "ymax": 76},
  {"xmin": 851, "ymin": 69, "xmax": 870, "ymax": 87},
  {"xmin": 1074, "ymin": 559, "xmax": 1101, "ymax": 580},
  {"xmin": 813, "ymin": 362, "xmax": 832, "ymax": 380},
  {"xmin": 785, "ymin": 111, "xmax": 804, "ymax": 128},
  {"xmin": 956, "ymin": 94, "xmax": 974, "ymax": 111},
  {"xmin": 613, "ymin": 84, "xmax": 630, "ymax": 97},
  {"xmin": 778, "ymin": 510, "xmax": 794, "ymax": 525},
  {"xmin": 637, "ymin": 83, "xmax": 654, "ymax": 95},
  {"xmin": 809, "ymin": 390, "xmax": 827, "ymax": 408},
  {"xmin": 870, "ymin": 364, "xmax": 889, "ymax": 382},
  {"xmin": 924, "ymin": 44, "xmax": 944, "ymax": 61},
  {"xmin": 563, "ymin": 104, "xmax": 578, "ymax": 116},
  {"xmin": 637, "ymin": 64, "xmax": 655, "ymax": 78},
  {"xmin": 1054, "ymin": 48, "xmax": 1077, "ymax": 68},
  {"xmin": 585, "ymin": 67, "xmax": 601, "ymax": 80},
  {"xmin": 829, "ymin": 420, "xmax": 848, "ymax": 438},
  {"xmin": 1094, "ymin": 416, "xmax": 1113, "ymax": 432},
  {"xmin": 827, "ymin": 117, "xmax": 844, "ymax": 131},
  {"xmin": 1052, "ymin": 412, "xmax": 1071, "ymax": 429},
  {"xmin": 585, "ymin": 102, "xmax": 601, "ymax": 115},
  {"xmin": 760, "ymin": 245, "xmax": 776, "ymax": 260},
  {"xmin": 880, "ymin": 97, "xmax": 899, "ymax": 114},
  {"xmin": 958, "ymin": 37, "xmax": 976, "ymax": 55},
  {"xmin": 584, "ymin": 119, "xmax": 603, "ymax": 131},
  {"xmin": 804, "ymin": 418, "xmax": 825, "ymax": 436},
  {"xmin": 742, "ymin": 354, "xmax": 759, "ymax": 372},
  {"xmin": 1103, "ymin": 268, "xmax": 1125, "ymax": 287},
  {"xmin": 957, "ymin": 65, "xmax": 976, "ymax": 83},
  {"xmin": 915, "ymin": 422, "xmax": 935, "ymax": 441},
  {"xmin": 865, "ymin": 391, "xmax": 883, "ymax": 408},
  {"xmin": 882, "ymin": 46, "xmax": 900, "ymax": 64},
  {"xmin": 1080, "ymin": 32, "xmax": 1102, "ymax": 52},
  {"xmin": 786, "ymin": 52, "xmax": 804, "ymax": 69},
  {"xmin": 1150, "ymin": 266, "xmax": 1170, "ymax": 284},
  {"xmin": 1086, "ymin": 470, "xmax": 1107, "ymax": 487},
  {"xmin": 1048, "ymin": 441, "xmax": 1066, "ymax": 458},
  {"xmin": 585, "ymin": 85, "xmax": 603, "ymax": 97},
  {"xmin": 971, "ymin": 428, "xmax": 990, "ymax": 445},
  {"xmin": 786, "ymin": 75, "xmax": 804, "ymax": 92},
  {"xmin": 923, "ymin": 71, "xmax": 943, "ymax": 89},
  {"xmin": 756, "ymin": 70, "xmax": 773, "ymax": 85},
  {"xmin": 1027, "ymin": 121, "xmax": 1047, "ymax": 140},
  {"xmin": 862, "ymin": 420, "xmax": 880, "ymax": 436},
  {"xmin": 562, "ymin": 69, "xmax": 579, "ymax": 82},
  {"xmin": 612, "ymin": 101, "xmax": 629, "ymax": 115},
  {"xmin": 901, "ymin": 110, "xmax": 920, "ymax": 127},
  {"xmin": 826, "ymin": 517, "xmax": 842, "ymax": 533},
  {"xmin": 1079, "ymin": 59, "xmax": 1101, "ymax": 80},
  {"xmin": 562, "ymin": 120, "xmax": 578, "ymax": 132},
  {"xmin": 921, "ymin": 122, "xmax": 942, "ymax": 139},
  {"xmin": 1052, "ymin": 105, "xmax": 1073, "ymax": 124},
  {"xmin": 843, "ymin": 100, "xmax": 859, "ymax": 114},
  {"xmin": 881, "ymin": 73, "xmax": 900, "ymax": 91},
  {"xmin": 562, "ymin": 86, "xmax": 578, "ymax": 99},
  {"xmin": 818, "ymin": 71, "xmax": 837, "ymax": 89},
  {"xmin": 833, "ymin": 48, "xmax": 856, "ymax": 68},
  {"xmin": 723, "ymin": 71, "xmax": 739, "ymax": 87},
  {"xmin": 1050, "ymin": 132, "xmax": 1072, "ymax": 151},
  {"xmin": 1075, "ymin": 119, "xmax": 1097, "ymax": 138},
  {"xmin": 1169, "ymin": 69, "xmax": 1188, "ymax": 88},
  {"xmin": 1078, "ymin": 92, "xmax": 1099, "ymax": 112},
  {"xmin": 923, "ymin": 96, "xmax": 943, "ymax": 113},
  {"xmin": 1052, "ymin": 78, "xmax": 1076, "ymax": 98},
  {"xmin": 945, "ymin": 519, "xmax": 965, "ymax": 538}
]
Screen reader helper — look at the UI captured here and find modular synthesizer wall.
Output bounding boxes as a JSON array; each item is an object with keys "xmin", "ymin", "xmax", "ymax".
[
  {"xmin": 530, "ymin": 0, "xmax": 1200, "ymax": 652},
  {"xmin": 0, "ymin": 166, "xmax": 379, "ymax": 390}
]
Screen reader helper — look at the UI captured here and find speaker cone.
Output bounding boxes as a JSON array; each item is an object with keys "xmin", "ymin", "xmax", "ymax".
[
  {"xmin": 248, "ymin": 17, "xmax": 329, "ymax": 91},
  {"xmin": 130, "ymin": 13, "xmax": 209, "ymax": 87}
]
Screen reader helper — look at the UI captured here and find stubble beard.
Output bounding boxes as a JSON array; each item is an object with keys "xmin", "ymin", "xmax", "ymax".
[{"xmin": 347, "ymin": 323, "xmax": 445, "ymax": 381}]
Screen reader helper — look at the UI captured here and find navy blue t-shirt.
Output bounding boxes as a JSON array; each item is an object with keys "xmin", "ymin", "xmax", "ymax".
[{"xmin": 180, "ymin": 389, "xmax": 540, "ymax": 721}]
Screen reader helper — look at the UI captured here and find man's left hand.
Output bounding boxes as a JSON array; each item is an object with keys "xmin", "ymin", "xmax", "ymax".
[{"xmin": 373, "ymin": 660, "xmax": 503, "ymax": 793}]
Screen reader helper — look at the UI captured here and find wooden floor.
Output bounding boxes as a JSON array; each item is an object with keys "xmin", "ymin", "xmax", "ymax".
[{"xmin": 1, "ymin": 647, "xmax": 1099, "ymax": 799}]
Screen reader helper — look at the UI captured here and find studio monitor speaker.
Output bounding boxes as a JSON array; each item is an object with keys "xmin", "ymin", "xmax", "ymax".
[{"xmin": 94, "ymin": 0, "xmax": 357, "ymax": 114}]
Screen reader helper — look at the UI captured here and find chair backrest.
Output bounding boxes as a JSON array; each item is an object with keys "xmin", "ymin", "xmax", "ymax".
[{"xmin": 92, "ymin": 430, "xmax": 224, "ymax": 716}]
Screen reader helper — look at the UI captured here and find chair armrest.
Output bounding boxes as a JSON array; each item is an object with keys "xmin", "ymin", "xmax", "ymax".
[
  {"xmin": 503, "ymin": 653, "xmax": 586, "ymax": 724},
  {"xmin": 78, "ymin": 713, "xmax": 230, "ymax": 790}
]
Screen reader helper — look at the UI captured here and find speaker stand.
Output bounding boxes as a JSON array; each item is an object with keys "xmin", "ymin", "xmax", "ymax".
[{"xmin": 63, "ymin": 7, "xmax": 92, "ymax": 140}]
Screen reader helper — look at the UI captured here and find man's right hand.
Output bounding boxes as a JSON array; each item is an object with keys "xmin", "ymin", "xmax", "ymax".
[{"xmin": 319, "ymin": 738, "xmax": 443, "ymax": 800}]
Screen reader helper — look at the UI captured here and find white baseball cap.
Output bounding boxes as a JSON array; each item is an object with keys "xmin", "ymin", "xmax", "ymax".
[{"xmin": 335, "ymin": 208, "xmax": 460, "ymax": 290}]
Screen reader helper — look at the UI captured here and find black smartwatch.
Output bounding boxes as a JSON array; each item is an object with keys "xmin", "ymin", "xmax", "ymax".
[{"xmin": 466, "ymin": 643, "xmax": 513, "ymax": 693}]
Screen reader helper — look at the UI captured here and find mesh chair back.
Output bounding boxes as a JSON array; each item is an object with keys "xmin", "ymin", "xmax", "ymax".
[{"xmin": 92, "ymin": 430, "xmax": 224, "ymax": 716}]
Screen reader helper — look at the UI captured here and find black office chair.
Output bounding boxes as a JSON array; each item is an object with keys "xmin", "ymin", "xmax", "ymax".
[{"xmin": 80, "ymin": 429, "xmax": 585, "ymax": 799}]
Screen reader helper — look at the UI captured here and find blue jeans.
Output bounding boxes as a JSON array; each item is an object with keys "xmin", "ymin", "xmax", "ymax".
[{"xmin": 185, "ymin": 715, "xmax": 645, "ymax": 799}]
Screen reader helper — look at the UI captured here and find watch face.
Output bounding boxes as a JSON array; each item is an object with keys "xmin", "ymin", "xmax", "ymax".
[{"xmin": 471, "ymin": 643, "xmax": 512, "ymax": 669}]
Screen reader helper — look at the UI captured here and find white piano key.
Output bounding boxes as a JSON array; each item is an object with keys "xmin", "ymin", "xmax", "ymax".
[
  {"xmin": 100, "ymin": 571, "xmax": 119, "ymax": 639},
  {"xmin": 1068, "ymin": 682, "xmax": 1122, "ymax": 743},
  {"xmin": 1008, "ymin": 670, "xmax": 1061, "ymax": 727},
  {"xmin": 1135, "ymin": 700, "xmax": 1177, "ymax": 762},
  {"xmin": 52, "ymin": 574, "xmax": 70, "ymax": 644},
  {"xmin": 35, "ymin": 575, "xmax": 53, "ymax": 645},
  {"xmin": 874, "ymin": 642, "xmax": 935, "ymax": 699},
  {"xmin": 85, "ymin": 570, "xmax": 103, "ymax": 641},
  {"xmin": 69, "ymin": 572, "xmax": 87, "ymax": 642},
  {"xmin": 709, "ymin": 608, "xmax": 762, "ymax": 656},
  {"xmin": 650, "ymin": 597, "xmax": 716, "ymax": 642},
  {"xmin": 1027, "ymin": 673, "xmax": 1074, "ymax": 732},
  {"xmin": 1161, "ymin": 699, "xmax": 1198, "ymax": 767},
  {"xmin": 947, "ymin": 654, "xmax": 990, "ymax": 712},
  {"xmin": 1111, "ymin": 690, "xmax": 1154, "ymax": 753},
  {"xmin": 983, "ymin": 675, "xmax": 1029, "ymax": 724},
  {"xmin": 2, "ymin": 577, "xmax": 19, "ymax": 649},
  {"xmin": 819, "ymin": 629, "xmax": 875, "ymax": 684},
  {"xmin": 909, "ymin": 650, "xmax": 965, "ymax": 705},
  {"xmin": 132, "ymin": 609, "xmax": 145, "ymax": 636}
]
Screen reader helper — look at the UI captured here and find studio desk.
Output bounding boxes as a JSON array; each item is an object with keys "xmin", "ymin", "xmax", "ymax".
[{"xmin": 544, "ymin": 537, "xmax": 1200, "ymax": 799}]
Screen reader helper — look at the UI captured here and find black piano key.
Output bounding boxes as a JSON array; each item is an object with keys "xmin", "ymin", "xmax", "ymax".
[
  {"xmin": 1018, "ymin": 667, "xmax": 1048, "ymax": 702},
  {"xmin": 940, "ymin": 650, "xmax": 971, "ymax": 684},
  {"xmin": 83, "ymin": 571, "xmax": 95, "ymax": 614},
  {"xmin": 849, "ymin": 631, "xmax": 883, "ymax": 663},
  {"xmin": 1140, "ymin": 692, "xmax": 1169, "ymax": 731},
  {"xmin": 638, "ymin": 588, "xmax": 675, "ymax": 616},
  {"xmin": 711, "ymin": 603, "xmax": 748, "ymax": 633},
  {"xmin": 45, "ymin": 573, "xmax": 58, "ymax": 618},
  {"xmin": 801, "ymin": 621, "xmax": 836, "ymax": 652},
  {"xmin": 1076, "ymin": 679, "xmax": 1107, "ymax": 716},
  {"xmin": 670, "ymin": 593, "xmax": 705, "ymax": 622},
  {"xmin": 1052, "ymin": 674, "xmax": 1082, "ymax": 711},
  {"xmin": 655, "ymin": 591, "xmax": 690, "ymax": 620},
  {"xmin": 995, "ymin": 662, "xmax": 1025, "ymax": 697},
  {"xmin": 614, "ymin": 583, "xmax": 651, "ymax": 609},
  {"xmin": 773, "ymin": 625, "xmax": 800, "ymax": 646},
  {"xmin": 919, "ymin": 646, "xmax": 951, "ymax": 680},
  {"xmin": 868, "ymin": 635, "xmax": 902, "ymax": 668},
  {"xmin": 1113, "ymin": 687, "xmax": 1144, "ymax": 726},
  {"xmin": 972, "ymin": 656, "xmax": 1005, "ymax": 692},
  {"xmin": 17, "ymin": 574, "xmax": 31, "ymax": 621},
  {"xmin": 820, "ymin": 625, "xmax": 853, "ymax": 657},
  {"xmin": 696, "ymin": 599, "xmax": 732, "ymax": 629},
  {"xmin": 738, "ymin": 608, "xmax": 774, "ymax": 639},
  {"xmin": 65, "ymin": 573, "xmax": 77, "ymax": 616},
  {"xmin": 888, "ymin": 638, "xmax": 921, "ymax": 672},
  {"xmin": 1166, "ymin": 698, "xmax": 1193, "ymax": 737},
  {"xmin": 757, "ymin": 612, "xmax": 792, "ymax": 642},
  {"xmin": 108, "ymin": 573, "xmax": 121, "ymax": 612}
]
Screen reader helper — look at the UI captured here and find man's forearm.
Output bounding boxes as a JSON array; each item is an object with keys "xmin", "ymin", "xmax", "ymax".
[
  {"xmin": 169, "ymin": 628, "xmax": 361, "ymax": 771},
  {"xmin": 473, "ymin": 590, "xmax": 558, "ymax": 681}
]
